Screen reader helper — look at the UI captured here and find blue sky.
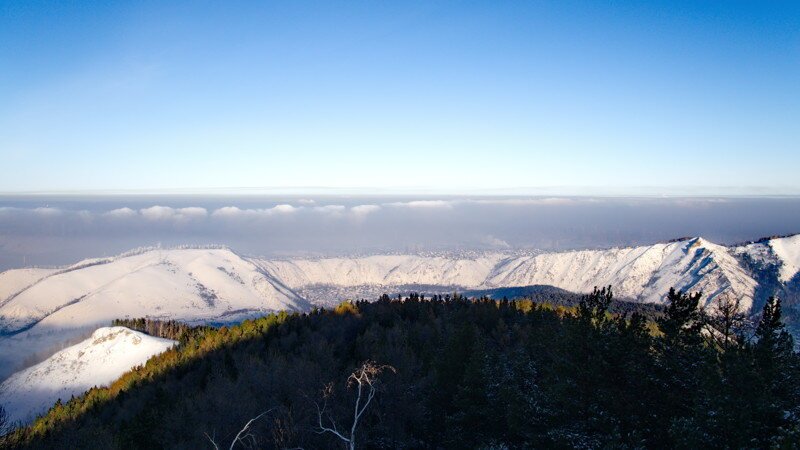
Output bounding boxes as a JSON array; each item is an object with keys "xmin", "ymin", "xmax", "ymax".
[{"xmin": 1, "ymin": 1, "xmax": 798, "ymax": 194}]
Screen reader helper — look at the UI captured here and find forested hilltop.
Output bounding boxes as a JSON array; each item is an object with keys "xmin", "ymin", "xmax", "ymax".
[{"xmin": 3, "ymin": 290, "xmax": 799, "ymax": 449}]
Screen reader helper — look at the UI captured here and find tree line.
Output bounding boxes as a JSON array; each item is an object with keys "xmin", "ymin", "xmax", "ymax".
[{"xmin": 111, "ymin": 318, "xmax": 211, "ymax": 343}]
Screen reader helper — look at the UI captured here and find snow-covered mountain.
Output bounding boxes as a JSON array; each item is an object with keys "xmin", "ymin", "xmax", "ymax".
[
  {"xmin": 252, "ymin": 235, "xmax": 800, "ymax": 332},
  {"xmin": 734, "ymin": 234, "xmax": 800, "ymax": 284},
  {"xmin": 768, "ymin": 235, "xmax": 800, "ymax": 283},
  {"xmin": 253, "ymin": 237, "xmax": 761, "ymax": 310},
  {"xmin": 1, "ymin": 235, "xmax": 799, "ymax": 382},
  {"xmin": 0, "ymin": 327, "xmax": 175, "ymax": 425},
  {"xmin": 0, "ymin": 248, "xmax": 309, "ymax": 380},
  {"xmin": 0, "ymin": 247, "xmax": 308, "ymax": 334},
  {"xmin": 1, "ymin": 235, "xmax": 799, "ymax": 425}
]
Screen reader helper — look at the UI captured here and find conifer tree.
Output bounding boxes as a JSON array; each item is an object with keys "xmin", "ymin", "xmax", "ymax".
[
  {"xmin": 577, "ymin": 286, "xmax": 613, "ymax": 328},
  {"xmin": 751, "ymin": 297, "xmax": 798, "ymax": 446},
  {"xmin": 658, "ymin": 287, "xmax": 704, "ymax": 348},
  {"xmin": 755, "ymin": 297, "xmax": 794, "ymax": 359},
  {"xmin": 655, "ymin": 288, "xmax": 708, "ymax": 445}
]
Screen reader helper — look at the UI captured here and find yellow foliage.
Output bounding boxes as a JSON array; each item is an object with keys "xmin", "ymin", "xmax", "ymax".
[{"xmin": 334, "ymin": 300, "xmax": 360, "ymax": 316}]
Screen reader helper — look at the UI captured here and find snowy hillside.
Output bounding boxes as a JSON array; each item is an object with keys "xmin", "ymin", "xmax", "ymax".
[
  {"xmin": 734, "ymin": 234, "xmax": 800, "ymax": 281},
  {"xmin": 0, "ymin": 268, "xmax": 57, "ymax": 308},
  {"xmin": 0, "ymin": 248, "xmax": 307, "ymax": 334},
  {"xmin": 769, "ymin": 235, "xmax": 800, "ymax": 283},
  {"xmin": 484, "ymin": 238, "xmax": 757, "ymax": 309},
  {"xmin": 1, "ymin": 235, "xmax": 799, "ymax": 427},
  {"xmin": 254, "ymin": 237, "xmax": 763, "ymax": 310},
  {"xmin": 253, "ymin": 254, "xmax": 505, "ymax": 291},
  {"xmin": 1, "ymin": 235, "xmax": 798, "ymax": 384},
  {"xmin": 0, "ymin": 327, "xmax": 175, "ymax": 425},
  {"xmin": 0, "ymin": 248, "xmax": 308, "ymax": 380}
]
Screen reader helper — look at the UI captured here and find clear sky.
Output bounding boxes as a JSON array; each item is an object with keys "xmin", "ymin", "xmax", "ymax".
[{"xmin": 1, "ymin": 1, "xmax": 798, "ymax": 194}]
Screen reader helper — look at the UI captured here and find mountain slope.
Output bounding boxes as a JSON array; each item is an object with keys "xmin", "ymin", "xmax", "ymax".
[
  {"xmin": 768, "ymin": 235, "xmax": 800, "ymax": 283},
  {"xmin": 1, "ymin": 235, "xmax": 799, "ymax": 430},
  {"xmin": 2, "ymin": 235, "xmax": 797, "ymax": 384},
  {"xmin": 0, "ymin": 247, "xmax": 307, "ymax": 334},
  {"xmin": 6, "ymin": 298, "xmax": 798, "ymax": 449},
  {"xmin": 254, "ymin": 237, "xmax": 761, "ymax": 310},
  {"xmin": 0, "ymin": 248, "xmax": 308, "ymax": 380},
  {"xmin": 0, "ymin": 268, "xmax": 57, "ymax": 308},
  {"xmin": 733, "ymin": 235, "xmax": 800, "ymax": 337},
  {"xmin": 0, "ymin": 326, "xmax": 175, "ymax": 425},
  {"xmin": 253, "ymin": 254, "xmax": 505, "ymax": 289}
]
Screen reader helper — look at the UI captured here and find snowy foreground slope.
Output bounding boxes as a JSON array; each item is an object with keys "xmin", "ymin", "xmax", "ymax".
[{"xmin": 0, "ymin": 327, "xmax": 175, "ymax": 425}]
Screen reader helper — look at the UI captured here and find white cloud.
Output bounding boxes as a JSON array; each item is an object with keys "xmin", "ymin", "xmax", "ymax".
[
  {"xmin": 140, "ymin": 206, "xmax": 176, "ymax": 220},
  {"xmin": 177, "ymin": 207, "xmax": 208, "ymax": 218},
  {"xmin": 297, "ymin": 199, "xmax": 316, "ymax": 204},
  {"xmin": 211, "ymin": 204, "xmax": 380, "ymax": 220},
  {"xmin": 314, "ymin": 205, "xmax": 346, "ymax": 214},
  {"xmin": 351, "ymin": 204, "xmax": 381, "ymax": 217},
  {"xmin": 387, "ymin": 200, "xmax": 454, "ymax": 209},
  {"xmin": 140, "ymin": 206, "xmax": 208, "ymax": 221},
  {"xmin": 270, "ymin": 204, "xmax": 297, "ymax": 214},
  {"xmin": 104, "ymin": 207, "xmax": 137, "ymax": 219},
  {"xmin": 211, "ymin": 204, "xmax": 298, "ymax": 219},
  {"xmin": 471, "ymin": 197, "xmax": 577, "ymax": 206},
  {"xmin": 211, "ymin": 206, "xmax": 244, "ymax": 218},
  {"xmin": 32, "ymin": 207, "xmax": 62, "ymax": 216}
]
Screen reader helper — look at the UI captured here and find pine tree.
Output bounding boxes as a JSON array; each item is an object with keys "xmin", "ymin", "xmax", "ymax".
[
  {"xmin": 577, "ymin": 286, "xmax": 613, "ymax": 328},
  {"xmin": 655, "ymin": 288, "xmax": 709, "ymax": 445},
  {"xmin": 658, "ymin": 287, "xmax": 704, "ymax": 348},
  {"xmin": 448, "ymin": 339, "xmax": 491, "ymax": 446},
  {"xmin": 755, "ymin": 297, "xmax": 794, "ymax": 359},
  {"xmin": 751, "ymin": 297, "xmax": 798, "ymax": 446}
]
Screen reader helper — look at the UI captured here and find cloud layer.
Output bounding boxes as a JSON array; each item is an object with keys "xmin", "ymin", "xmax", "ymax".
[{"xmin": 1, "ymin": 196, "xmax": 799, "ymax": 271}]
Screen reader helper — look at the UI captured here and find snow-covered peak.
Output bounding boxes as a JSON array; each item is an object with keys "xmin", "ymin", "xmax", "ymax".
[
  {"xmin": 0, "ymin": 248, "xmax": 308, "ymax": 335},
  {"xmin": 0, "ymin": 327, "xmax": 175, "ymax": 425},
  {"xmin": 0, "ymin": 248, "xmax": 309, "ymax": 381}
]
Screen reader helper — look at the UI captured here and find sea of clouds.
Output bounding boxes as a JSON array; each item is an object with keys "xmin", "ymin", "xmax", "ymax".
[{"xmin": 1, "ymin": 195, "xmax": 799, "ymax": 270}]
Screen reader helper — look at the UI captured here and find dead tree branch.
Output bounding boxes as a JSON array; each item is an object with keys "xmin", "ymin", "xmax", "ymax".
[
  {"xmin": 205, "ymin": 409, "xmax": 272, "ymax": 450},
  {"xmin": 314, "ymin": 361, "xmax": 395, "ymax": 450}
]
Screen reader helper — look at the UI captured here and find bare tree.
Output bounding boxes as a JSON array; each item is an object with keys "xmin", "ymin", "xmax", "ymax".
[
  {"xmin": 704, "ymin": 294, "xmax": 748, "ymax": 350},
  {"xmin": 205, "ymin": 409, "xmax": 272, "ymax": 450},
  {"xmin": 314, "ymin": 361, "xmax": 395, "ymax": 450}
]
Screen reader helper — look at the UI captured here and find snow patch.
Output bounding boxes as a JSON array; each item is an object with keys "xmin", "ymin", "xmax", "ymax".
[
  {"xmin": 0, "ymin": 327, "xmax": 175, "ymax": 425},
  {"xmin": 770, "ymin": 235, "xmax": 800, "ymax": 282}
]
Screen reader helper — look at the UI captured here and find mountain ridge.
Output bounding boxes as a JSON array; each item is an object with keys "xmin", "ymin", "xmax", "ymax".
[{"xmin": 1, "ymin": 234, "xmax": 799, "ymax": 382}]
